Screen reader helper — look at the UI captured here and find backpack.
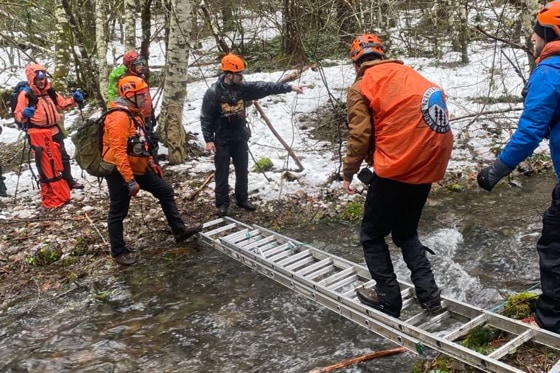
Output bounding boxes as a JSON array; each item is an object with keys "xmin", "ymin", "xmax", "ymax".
[
  {"xmin": 107, "ymin": 65, "xmax": 127, "ymax": 102},
  {"xmin": 10, "ymin": 81, "xmax": 59, "ymax": 129},
  {"xmin": 71, "ymin": 107, "xmax": 139, "ymax": 177}
]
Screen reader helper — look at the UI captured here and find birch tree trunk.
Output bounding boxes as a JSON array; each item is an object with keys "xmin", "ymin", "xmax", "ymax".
[
  {"xmin": 96, "ymin": 0, "xmax": 109, "ymax": 107},
  {"xmin": 124, "ymin": 0, "xmax": 137, "ymax": 49},
  {"xmin": 158, "ymin": 0, "xmax": 191, "ymax": 164},
  {"xmin": 53, "ymin": 0, "xmax": 70, "ymax": 91},
  {"xmin": 522, "ymin": 0, "xmax": 540, "ymax": 70}
]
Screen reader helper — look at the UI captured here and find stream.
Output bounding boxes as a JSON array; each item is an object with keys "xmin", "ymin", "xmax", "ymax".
[{"xmin": 0, "ymin": 172, "xmax": 556, "ymax": 373}]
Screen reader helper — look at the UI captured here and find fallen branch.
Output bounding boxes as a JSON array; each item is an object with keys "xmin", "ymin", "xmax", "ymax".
[
  {"xmin": 187, "ymin": 172, "xmax": 214, "ymax": 201},
  {"xmin": 85, "ymin": 212, "xmax": 107, "ymax": 246},
  {"xmin": 307, "ymin": 347, "xmax": 406, "ymax": 373},
  {"xmin": 253, "ymin": 101, "xmax": 304, "ymax": 171},
  {"xmin": 450, "ymin": 107, "xmax": 522, "ymax": 122}
]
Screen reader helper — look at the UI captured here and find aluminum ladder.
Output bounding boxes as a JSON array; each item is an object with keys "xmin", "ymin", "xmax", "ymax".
[{"xmin": 199, "ymin": 217, "xmax": 560, "ymax": 373}]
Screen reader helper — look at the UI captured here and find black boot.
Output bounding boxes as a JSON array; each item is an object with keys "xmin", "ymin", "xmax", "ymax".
[
  {"xmin": 356, "ymin": 286, "xmax": 401, "ymax": 318},
  {"xmin": 237, "ymin": 200, "xmax": 256, "ymax": 211}
]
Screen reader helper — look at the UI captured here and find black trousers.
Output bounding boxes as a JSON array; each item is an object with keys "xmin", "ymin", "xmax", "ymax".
[
  {"xmin": 214, "ymin": 140, "xmax": 249, "ymax": 208},
  {"xmin": 105, "ymin": 170, "xmax": 186, "ymax": 257},
  {"xmin": 535, "ymin": 184, "xmax": 560, "ymax": 333},
  {"xmin": 360, "ymin": 175, "xmax": 440, "ymax": 312},
  {"xmin": 52, "ymin": 131, "xmax": 74, "ymax": 187}
]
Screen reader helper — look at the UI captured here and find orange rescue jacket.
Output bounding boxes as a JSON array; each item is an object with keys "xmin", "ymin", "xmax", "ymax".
[
  {"xmin": 344, "ymin": 60, "xmax": 453, "ymax": 184},
  {"xmin": 102, "ymin": 101, "xmax": 152, "ymax": 182},
  {"xmin": 14, "ymin": 63, "xmax": 77, "ymax": 136}
]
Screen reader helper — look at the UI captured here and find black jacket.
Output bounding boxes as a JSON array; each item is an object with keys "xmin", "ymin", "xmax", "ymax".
[{"xmin": 200, "ymin": 75, "xmax": 292, "ymax": 143}]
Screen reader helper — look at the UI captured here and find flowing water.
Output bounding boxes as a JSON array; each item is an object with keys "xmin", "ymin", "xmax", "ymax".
[{"xmin": 0, "ymin": 173, "xmax": 556, "ymax": 373}]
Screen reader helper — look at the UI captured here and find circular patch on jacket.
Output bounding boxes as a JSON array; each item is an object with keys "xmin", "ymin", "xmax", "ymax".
[{"xmin": 421, "ymin": 87, "xmax": 450, "ymax": 133}]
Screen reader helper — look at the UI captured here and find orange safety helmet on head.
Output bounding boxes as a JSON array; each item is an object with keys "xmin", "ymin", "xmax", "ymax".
[
  {"xmin": 118, "ymin": 76, "xmax": 148, "ymax": 98},
  {"xmin": 221, "ymin": 53, "xmax": 245, "ymax": 73},
  {"xmin": 536, "ymin": 1, "xmax": 560, "ymax": 40},
  {"xmin": 350, "ymin": 33, "xmax": 385, "ymax": 63}
]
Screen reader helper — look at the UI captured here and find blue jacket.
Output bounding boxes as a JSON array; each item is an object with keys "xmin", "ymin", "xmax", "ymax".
[{"xmin": 500, "ymin": 43, "xmax": 560, "ymax": 181}]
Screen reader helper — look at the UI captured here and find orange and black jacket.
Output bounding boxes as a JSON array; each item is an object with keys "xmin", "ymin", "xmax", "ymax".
[
  {"xmin": 102, "ymin": 100, "xmax": 153, "ymax": 183},
  {"xmin": 344, "ymin": 59, "xmax": 453, "ymax": 184},
  {"xmin": 14, "ymin": 63, "xmax": 77, "ymax": 135}
]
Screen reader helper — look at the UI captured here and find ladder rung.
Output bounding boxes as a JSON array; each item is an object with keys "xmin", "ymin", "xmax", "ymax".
[
  {"xmin": 487, "ymin": 330, "xmax": 534, "ymax": 360},
  {"xmin": 327, "ymin": 274, "xmax": 359, "ymax": 292},
  {"xmin": 244, "ymin": 235, "xmax": 278, "ymax": 250},
  {"xmin": 297, "ymin": 258, "xmax": 332, "ymax": 276},
  {"xmin": 318, "ymin": 267, "xmax": 355, "ymax": 287},
  {"xmin": 276, "ymin": 249, "xmax": 311, "ymax": 267},
  {"xmin": 285, "ymin": 256, "xmax": 316, "ymax": 272},
  {"xmin": 267, "ymin": 246, "xmax": 295, "ymax": 262},
  {"xmin": 305, "ymin": 264, "xmax": 336, "ymax": 281},
  {"xmin": 417, "ymin": 310, "xmax": 452, "ymax": 330},
  {"xmin": 444, "ymin": 314, "xmax": 488, "ymax": 341},
  {"xmin": 225, "ymin": 229, "xmax": 261, "ymax": 245},
  {"xmin": 204, "ymin": 222, "xmax": 238, "ymax": 238},
  {"xmin": 262, "ymin": 243, "xmax": 291, "ymax": 259},
  {"xmin": 221, "ymin": 227, "xmax": 250, "ymax": 242}
]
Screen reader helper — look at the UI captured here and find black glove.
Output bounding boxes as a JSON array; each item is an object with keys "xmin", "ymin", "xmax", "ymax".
[{"xmin": 477, "ymin": 158, "xmax": 513, "ymax": 191}]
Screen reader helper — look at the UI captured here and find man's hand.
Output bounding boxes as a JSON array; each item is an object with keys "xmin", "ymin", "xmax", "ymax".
[
  {"xmin": 291, "ymin": 85, "xmax": 305, "ymax": 94},
  {"xmin": 343, "ymin": 180, "xmax": 357, "ymax": 195},
  {"xmin": 206, "ymin": 142, "xmax": 216, "ymax": 153},
  {"xmin": 149, "ymin": 161, "xmax": 163, "ymax": 178},
  {"xmin": 23, "ymin": 107, "xmax": 35, "ymax": 119},
  {"xmin": 477, "ymin": 158, "xmax": 513, "ymax": 191},
  {"xmin": 127, "ymin": 180, "xmax": 140, "ymax": 197}
]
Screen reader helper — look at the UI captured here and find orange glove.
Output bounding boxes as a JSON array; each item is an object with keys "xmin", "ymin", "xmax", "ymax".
[{"xmin": 149, "ymin": 161, "xmax": 163, "ymax": 178}]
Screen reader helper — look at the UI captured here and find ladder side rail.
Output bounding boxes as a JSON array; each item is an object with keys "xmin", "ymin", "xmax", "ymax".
[{"xmin": 208, "ymin": 236, "xmax": 526, "ymax": 373}]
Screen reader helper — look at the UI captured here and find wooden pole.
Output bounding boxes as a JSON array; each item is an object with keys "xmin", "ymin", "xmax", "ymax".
[
  {"xmin": 187, "ymin": 172, "xmax": 214, "ymax": 201},
  {"xmin": 307, "ymin": 347, "xmax": 406, "ymax": 373},
  {"xmin": 253, "ymin": 101, "xmax": 304, "ymax": 171}
]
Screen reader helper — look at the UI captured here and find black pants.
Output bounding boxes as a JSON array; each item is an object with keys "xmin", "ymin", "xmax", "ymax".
[
  {"xmin": 214, "ymin": 140, "xmax": 249, "ymax": 208},
  {"xmin": 52, "ymin": 131, "xmax": 74, "ymax": 187},
  {"xmin": 105, "ymin": 170, "xmax": 186, "ymax": 257},
  {"xmin": 360, "ymin": 175, "xmax": 440, "ymax": 312},
  {"xmin": 535, "ymin": 184, "xmax": 560, "ymax": 333}
]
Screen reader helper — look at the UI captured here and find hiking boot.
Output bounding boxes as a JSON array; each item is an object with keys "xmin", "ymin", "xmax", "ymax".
[
  {"xmin": 175, "ymin": 223, "xmax": 203, "ymax": 243},
  {"xmin": 237, "ymin": 201, "xmax": 256, "ymax": 211},
  {"xmin": 70, "ymin": 181, "xmax": 84, "ymax": 190},
  {"xmin": 420, "ymin": 300, "xmax": 445, "ymax": 316},
  {"xmin": 113, "ymin": 252, "xmax": 136, "ymax": 265},
  {"xmin": 356, "ymin": 287, "xmax": 400, "ymax": 318},
  {"xmin": 217, "ymin": 206, "xmax": 228, "ymax": 217}
]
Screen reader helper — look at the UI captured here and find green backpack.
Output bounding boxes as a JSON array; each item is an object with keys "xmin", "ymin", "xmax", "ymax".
[
  {"xmin": 107, "ymin": 65, "xmax": 127, "ymax": 102},
  {"xmin": 72, "ymin": 108, "xmax": 137, "ymax": 177}
]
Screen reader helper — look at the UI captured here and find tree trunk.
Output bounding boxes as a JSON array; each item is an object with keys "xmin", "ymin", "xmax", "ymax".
[
  {"xmin": 522, "ymin": 0, "xmax": 540, "ymax": 70},
  {"xmin": 282, "ymin": 0, "xmax": 305, "ymax": 60},
  {"xmin": 158, "ymin": 0, "xmax": 191, "ymax": 165},
  {"xmin": 53, "ymin": 0, "xmax": 71, "ymax": 91},
  {"xmin": 124, "ymin": 0, "xmax": 137, "ymax": 49},
  {"xmin": 96, "ymin": 0, "xmax": 109, "ymax": 107}
]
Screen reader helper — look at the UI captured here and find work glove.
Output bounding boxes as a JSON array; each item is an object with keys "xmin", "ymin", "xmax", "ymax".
[
  {"xmin": 23, "ymin": 106, "xmax": 35, "ymax": 119},
  {"xmin": 127, "ymin": 180, "xmax": 140, "ymax": 197},
  {"xmin": 149, "ymin": 161, "xmax": 163, "ymax": 178},
  {"xmin": 73, "ymin": 90, "xmax": 84, "ymax": 104},
  {"xmin": 477, "ymin": 158, "xmax": 513, "ymax": 191}
]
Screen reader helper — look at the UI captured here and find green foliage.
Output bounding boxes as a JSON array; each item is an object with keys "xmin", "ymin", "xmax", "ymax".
[
  {"xmin": 502, "ymin": 292, "xmax": 538, "ymax": 319},
  {"xmin": 461, "ymin": 326, "xmax": 498, "ymax": 354},
  {"xmin": 253, "ymin": 157, "xmax": 273, "ymax": 172},
  {"xmin": 25, "ymin": 245, "xmax": 61, "ymax": 266},
  {"xmin": 339, "ymin": 200, "xmax": 364, "ymax": 222}
]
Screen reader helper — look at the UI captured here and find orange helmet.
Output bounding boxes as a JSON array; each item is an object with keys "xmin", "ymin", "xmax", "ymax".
[
  {"xmin": 221, "ymin": 53, "xmax": 245, "ymax": 72},
  {"xmin": 118, "ymin": 76, "xmax": 148, "ymax": 98},
  {"xmin": 350, "ymin": 34, "xmax": 385, "ymax": 63},
  {"xmin": 536, "ymin": 1, "xmax": 560, "ymax": 39}
]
